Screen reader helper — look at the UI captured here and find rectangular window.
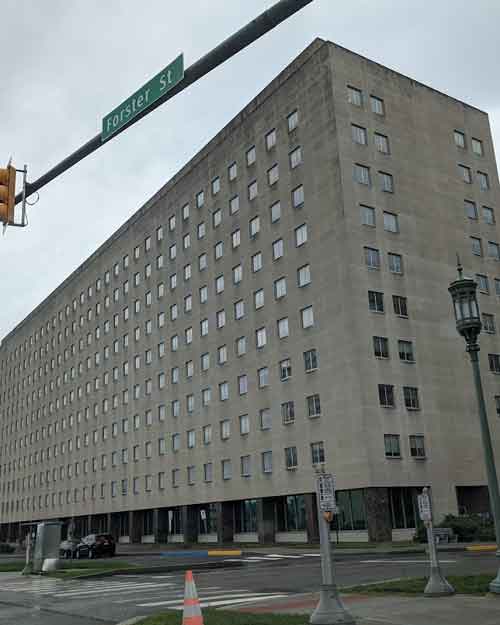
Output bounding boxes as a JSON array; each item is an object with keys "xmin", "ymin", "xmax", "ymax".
[
  {"xmin": 238, "ymin": 374, "xmax": 248, "ymax": 395},
  {"xmin": 483, "ymin": 206, "xmax": 495, "ymax": 224},
  {"xmin": 477, "ymin": 274, "xmax": 489, "ymax": 294},
  {"xmin": 256, "ymin": 326, "xmax": 267, "ymax": 348},
  {"xmin": 249, "ymin": 216, "xmax": 260, "ymax": 237},
  {"xmin": 454, "ymin": 130, "xmax": 466, "ymax": 148},
  {"xmin": 388, "ymin": 253, "xmax": 403, "ymax": 274},
  {"xmin": 379, "ymin": 384, "xmax": 395, "ymax": 408},
  {"xmin": 241, "ymin": 455, "xmax": 251, "ymax": 477},
  {"xmin": 383, "ymin": 212, "xmax": 399, "ymax": 233},
  {"xmin": 489, "ymin": 241, "xmax": 500, "ymax": 260},
  {"xmin": 361, "ymin": 204, "xmax": 375, "ymax": 227},
  {"xmin": 465, "ymin": 200, "xmax": 478, "ymax": 219},
  {"xmin": 373, "ymin": 336, "xmax": 389, "ymax": 359},
  {"xmin": 266, "ymin": 128, "xmax": 277, "ymax": 151},
  {"xmin": 393, "ymin": 295, "xmax": 408, "ymax": 317},
  {"xmin": 471, "ymin": 237, "xmax": 483, "ymax": 256},
  {"xmin": 348, "ymin": 86, "xmax": 363, "ymax": 107},
  {"xmin": 489, "ymin": 353, "xmax": 500, "ymax": 373},
  {"xmin": 274, "ymin": 277, "xmax": 287, "ymax": 299},
  {"xmin": 483, "ymin": 313, "xmax": 496, "ymax": 334},
  {"xmin": 288, "ymin": 110, "xmax": 299, "ymax": 132},
  {"xmin": 403, "ymin": 386, "xmax": 420, "ymax": 410},
  {"xmin": 270, "ymin": 200, "xmax": 281, "ymax": 223},
  {"xmin": 239, "ymin": 413, "xmax": 250, "ymax": 435},
  {"xmin": 384, "ymin": 434, "xmax": 401, "ymax": 458},
  {"xmin": 311, "ymin": 441, "xmax": 325, "ymax": 465},
  {"xmin": 268, "ymin": 163, "xmax": 279, "ymax": 185},
  {"xmin": 252, "ymin": 252, "xmax": 263, "ymax": 272},
  {"xmin": 478, "ymin": 171, "xmax": 490, "ymax": 191},
  {"xmin": 260, "ymin": 408, "xmax": 272, "ymax": 430},
  {"xmin": 228, "ymin": 161, "xmax": 237, "ymax": 181},
  {"xmin": 351, "ymin": 124, "xmax": 367, "ymax": 145},
  {"xmin": 354, "ymin": 163, "xmax": 371, "ymax": 186},
  {"xmin": 301, "ymin": 305, "xmax": 314, "ymax": 329},
  {"xmin": 298, "ymin": 264, "xmax": 311, "ymax": 287},
  {"xmin": 280, "ymin": 358, "xmax": 292, "ymax": 381},
  {"xmin": 364, "ymin": 247, "xmax": 380, "ymax": 269},
  {"xmin": 248, "ymin": 180, "xmax": 258, "ymax": 200},
  {"xmin": 277, "ymin": 317, "xmax": 289, "ymax": 339},
  {"xmin": 196, "ymin": 190, "xmax": 204, "ymax": 209},
  {"xmin": 246, "ymin": 145, "xmax": 256, "ymax": 166},
  {"xmin": 459, "ymin": 164, "xmax": 472, "ymax": 183},
  {"xmin": 369, "ymin": 290, "xmax": 384, "ymax": 313},
  {"xmin": 258, "ymin": 366, "xmax": 269, "ymax": 388},
  {"xmin": 304, "ymin": 348, "xmax": 318, "ymax": 372},
  {"xmin": 285, "ymin": 446, "xmax": 298, "ymax": 470},
  {"xmin": 222, "ymin": 459, "xmax": 232, "ymax": 480},
  {"xmin": 371, "ymin": 95, "xmax": 384, "ymax": 115},
  {"xmin": 472, "ymin": 138, "xmax": 484, "ymax": 156},
  {"xmin": 281, "ymin": 401, "xmax": 295, "ymax": 425},
  {"xmin": 295, "ymin": 224, "xmax": 308, "ymax": 247},
  {"xmin": 292, "ymin": 185, "xmax": 304, "ymax": 209},
  {"xmin": 289, "ymin": 146, "xmax": 303, "ymax": 169},
  {"xmin": 379, "ymin": 171, "xmax": 394, "ymax": 192},
  {"xmin": 262, "ymin": 450, "xmax": 273, "ymax": 474},
  {"xmin": 212, "ymin": 176, "xmax": 220, "ymax": 195},
  {"xmin": 374, "ymin": 133, "xmax": 390, "ymax": 154},
  {"xmin": 495, "ymin": 396, "xmax": 500, "ymax": 416},
  {"xmin": 229, "ymin": 195, "xmax": 240, "ymax": 215},
  {"xmin": 307, "ymin": 394, "xmax": 321, "ymax": 418},
  {"xmin": 398, "ymin": 340, "xmax": 415, "ymax": 362},
  {"xmin": 409, "ymin": 435, "xmax": 426, "ymax": 458}
]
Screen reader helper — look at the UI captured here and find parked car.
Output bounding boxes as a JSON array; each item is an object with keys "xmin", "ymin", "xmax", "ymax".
[
  {"xmin": 76, "ymin": 534, "xmax": 116, "ymax": 559},
  {"xmin": 59, "ymin": 537, "xmax": 80, "ymax": 559}
]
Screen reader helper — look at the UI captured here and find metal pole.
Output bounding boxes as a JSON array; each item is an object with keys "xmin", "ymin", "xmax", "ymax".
[
  {"xmin": 14, "ymin": 0, "xmax": 314, "ymax": 206},
  {"xmin": 468, "ymin": 348, "xmax": 500, "ymax": 593},
  {"xmin": 310, "ymin": 495, "xmax": 355, "ymax": 625},
  {"xmin": 422, "ymin": 488, "xmax": 454, "ymax": 597}
]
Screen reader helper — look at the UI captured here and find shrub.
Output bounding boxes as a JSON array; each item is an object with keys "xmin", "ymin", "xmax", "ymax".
[
  {"xmin": 413, "ymin": 514, "xmax": 495, "ymax": 543},
  {"xmin": 0, "ymin": 543, "xmax": 15, "ymax": 553}
]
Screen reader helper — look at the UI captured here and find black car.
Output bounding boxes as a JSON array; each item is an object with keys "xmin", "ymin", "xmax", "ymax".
[
  {"xmin": 59, "ymin": 537, "xmax": 80, "ymax": 559},
  {"xmin": 76, "ymin": 534, "xmax": 116, "ymax": 559}
]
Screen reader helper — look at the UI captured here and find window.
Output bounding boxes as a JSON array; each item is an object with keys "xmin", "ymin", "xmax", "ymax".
[
  {"xmin": 383, "ymin": 212, "xmax": 399, "ymax": 233},
  {"xmin": 230, "ymin": 195, "xmax": 240, "ymax": 215},
  {"xmin": 380, "ymin": 171, "xmax": 394, "ymax": 192},
  {"xmin": 273, "ymin": 238, "xmax": 284, "ymax": 260},
  {"xmin": 274, "ymin": 277, "xmax": 287, "ymax": 299},
  {"xmin": 234, "ymin": 299, "xmax": 245, "ymax": 320},
  {"xmin": 489, "ymin": 353, "xmax": 500, "ymax": 373},
  {"xmin": 364, "ymin": 247, "xmax": 380, "ymax": 269},
  {"xmin": 200, "ymin": 285, "xmax": 208, "ymax": 304},
  {"xmin": 169, "ymin": 214, "xmax": 176, "ymax": 231},
  {"xmin": 478, "ymin": 171, "xmax": 490, "ymax": 191},
  {"xmin": 288, "ymin": 110, "xmax": 299, "ymax": 132},
  {"xmin": 472, "ymin": 138, "xmax": 484, "ymax": 156},
  {"xmin": 307, "ymin": 394, "xmax": 321, "ymax": 418},
  {"xmin": 268, "ymin": 164, "xmax": 279, "ymax": 185},
  {"xmin": 476, "ymin": 274, "xmax": 490, "ymax": 294},
  {"xmin": 454, "ymin": 130, "xmax": 466, "ymax": 149},
  {"xmin": 297, "ymin": 264, "xmax": 311, "ymax": 287},
  {"xmin": 239, "ymin": 413, "xmax": 250, "ymax": 435},
  {"xmin": 459, "ymin": 165, "xmax": 472, "ymax": 183},
  {"xmin": 187, "ymin": 429, "xmax": 196, "ymax": 449},
  {"xmin": 388, "ymin": 253, "xmax": 403, "ymax": 274},
  {"xmin": 202, "ymin": 387, "xmax": 211, "ymax": 406},
  {"xmin": 489, "ymin": 241, "xmax": 500, "ymax": 261},
  {"xmin": 213, "ymin": 209, "xmax": 222, "ymax": 228},
  {"xmin": 203, "ymin": 425, "xmax": 212, "ymax": 445},
  {"xmin": 348, "ymin": 86, "xmax": 363, "ymax": 107},
  {"xmin": 232, "ymin": 229, "xmax": 241, "ymax": 249},
  {"xmin": 215, "ymin": 275, "xmax": 225, "ymax": 294},
  {"xmin": 373, "ymin": 336, "xmax": 389, "ymax": 359},
  {"xmin": 222, "ymin": 459, "xmax": 232, "ymax": 480},
  {"xmin": 496, "ymin": 279, "xmax": 500, "ymax": 296},
  {"xmin": 241, "ymin": 455, "xmax": 251, "ymax": 477},
  {"xmin": 393, "ymin": 295, "xmax": 408, "ymax": 317},
  {"xmin": 398, "ymin": 340, "xmax": 415, "ymax": 362},
  {"xmin": 295, "ymin": 224, "xmax": 308, "ymax": 247},
  {"xmin": 246, "ymin": 145, "xmax": 256, "ymax": 166},
  {"xmin": 354, "ymin": 163, "xmax": 370, "ymax": 185},
  {"xmin": 301, "ymin": 305, "xmax": 314, "ymax": 329},
  {"xmin": 277, "ymin": 317, "xmax": 289, "ymax": 339},
  {"xmin": 471, "ymin": 237, "xmax": 483, "ymax": 256},
  {"xmin": 371, "ymin": 95, "xmax": 384, "ymax": 115},
  {"xmin": 495, "ymin": 396, "xmax": 500, "ymax": 416},
  {"xmin": 218, "ymin": 344, "xmax": 228, "ymax": 364},
  {"xmin": 260, "ymin": 408, "xmax": 272, "ymax": 430},
  {"xmin": 465, "ymin": 200, "xmax": 478, "ymax": 220},
  {"xmin": 252, "ymin": 252, "xmax": 263, "ymax": 272},
  {"xmin": 182, "ymin": 203, "xmax": 190, "ymax": 220},
  {"xmin": 351, "ymin": 124, "xmax": 367, "ymax": 145},
  {"xmin": 285, "ymin": 446, "xmax": 298, "ymax": 469},
  {"xmin": 258, "ymin": 367, "xmax": 269, "ymax": 388},
  {"xmin": 249, "ymin": 216, "xmax": 260, "ymax": 237},
  {"xmin": 233, "ymin": 265, "xmax": 243, "ymax": 285},
  {"xmin": 196, "ymin": 191, "xmax": 204, "ymax": 209},
  {"xmin": 374, "ymin": 133, "xmax": 390, "ymax": 154},
  {"xmin": 304, "ymin": 348, "xmax": 318, "ymax": 372},
  {"xmin": 311, "ymin": 441, "xmax": 325, "ymax": 465},
  {"xmin": 292, "ymin": 185, "xmax": 304, "ymax": 209},
  {"xmin": 361, "ymin": 204, "xmax": 375, "ymax": 227},
  {"xmin": 236, "ymin": 336, "xmax": 246, "ymax": 356},
  {"xmin": 384, "ymin": 434, "xmax": 401, "ymax": 458},
  {"xmin": 483, "ymin": 206, "xmax": 495, "ymax": 224},
  {"xmin": 289, "ymin": 146, "xmax": 303, "ymax": 169},
  {"xmin": 216, "ymin": 309, "xmax": 225, "ymax": 328},
  {"xmin": 281, "ymin": 401, "xmax": 295, "ymax": 424},
  {"xmin": 172, "ymin": 433, "xmax": 181, "ymax": 451},
  {"xmin": 214, "ymin": 241, "xmax": 224, "ymax": 260},
  {"xmin": 270, "ymin": 201, "xmax": 281, "ymax": 223},
  {"xmin": 410, "ymin": 435, "xmax": 426, "ymax": 459},
  {"xmin": 369, "ymin": 290, "xmax": 385, "ymax": 313},
  {"xmin": 248, "ymin": 180, "xmax": 258, "ymax": 200},
  {"xmin": 266, "ymin": 128, "xmax": 277, "ymax": 150},
  {"xmin": 212, "ymin": 176, "xmax": 220, "ymax": 195},
  {"xmin": 228, "ymin": 161, "xmax": 237, "ymax": 181},
  {"xmin": 483, "ymin": 313, "xmax": 496, "ymax": 334},
  {"xmin": 219, "ymin": 381, "xmax": 229, "ymax": 401},
  {"xmin": 280, "ymin": 358, "xmax": 292, "ymax": 381},
  {"xmin": 379, "ymin": 384, "xmax": 395, "ymax": 408},
  {"xmin": 403, "ymin": 386, "xmax": 420, "ymax": 410},
  {"xmin": 256, "ymin": 326, "xmax": 267, "ymax": 348},
  {"xmin": 262, "ymin": 451, "xmax": 273, "ymax": 473}
]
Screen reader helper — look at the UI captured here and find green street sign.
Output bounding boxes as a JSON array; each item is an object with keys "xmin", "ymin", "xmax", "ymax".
[{"xmin": 102, "ymin": 53, "xmax": 184, "ymax": 142}]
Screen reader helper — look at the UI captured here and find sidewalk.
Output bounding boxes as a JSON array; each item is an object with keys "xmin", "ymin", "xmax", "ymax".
[{"xmin": 235, "ymin": 592, "xmax": 500, "ymax": 624}]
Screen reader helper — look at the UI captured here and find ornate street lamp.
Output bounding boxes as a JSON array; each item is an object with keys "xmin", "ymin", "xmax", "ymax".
[{"xmin": 449, "ymin": 262, "xmax": 500, "ymax": 593}]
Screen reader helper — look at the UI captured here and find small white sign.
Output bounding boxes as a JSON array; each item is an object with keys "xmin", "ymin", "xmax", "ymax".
[
  {"xmin": 200, "ymin": 509, "xmax": 207, "ymax": 521},
  {"xmin": 317, "ymin": 474, "xmax": 337, "ymax": 512},
  {"xmin": 418, "ymin": 493, "xmax": 432, "ymax": 522}
]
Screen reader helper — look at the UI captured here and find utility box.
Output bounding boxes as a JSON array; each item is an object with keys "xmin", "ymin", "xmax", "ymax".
[{"xmin": 33, "ymin": 522, "xmax": 62, "ymax": 573}]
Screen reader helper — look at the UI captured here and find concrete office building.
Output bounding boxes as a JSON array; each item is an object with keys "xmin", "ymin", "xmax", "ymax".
[{"xmin": 2, "ymin": 39, "xmax": 500, "ymax": 545}]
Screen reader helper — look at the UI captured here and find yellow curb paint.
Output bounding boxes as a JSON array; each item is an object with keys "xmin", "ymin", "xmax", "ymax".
[
  {"xmin": 465, "ymin": 545, "xmax": 497, "ymax": 552},
  {"xmin": 207, "ymin": 550, "xmax": 242, "ymax": 557}
]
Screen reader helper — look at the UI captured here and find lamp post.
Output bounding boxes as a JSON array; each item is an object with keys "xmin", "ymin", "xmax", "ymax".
[{"xmin": 449, "ymin": 262, "xmax": 500, "ymax": 593}]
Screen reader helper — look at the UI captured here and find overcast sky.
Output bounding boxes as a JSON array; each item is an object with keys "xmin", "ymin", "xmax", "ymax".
[{"xmin": 1, "ymin": 0, "xmax": 500, "ymax": 339}]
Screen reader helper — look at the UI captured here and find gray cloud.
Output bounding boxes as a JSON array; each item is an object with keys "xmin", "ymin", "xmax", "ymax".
[{"xmin": 2, "ymin": 0, "xmax": 500, "ymax": 337}]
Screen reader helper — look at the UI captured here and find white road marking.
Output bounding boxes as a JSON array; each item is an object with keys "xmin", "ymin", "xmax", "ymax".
[
  {"xmin": 53, "ymin": 581, "xmax": 176, "ymax": 597},
  {"xmin": 177, "ymin": 594, "xmax": 289, "ymax": 610},
  {"xmin": 360, "ymin": 559, "xmax": 457, "ymax": 564},
  {"xmin": 138, "ymin": 591, "xmax": 281, "ymax": 608}
]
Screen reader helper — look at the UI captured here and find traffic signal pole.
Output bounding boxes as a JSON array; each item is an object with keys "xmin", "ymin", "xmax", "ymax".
[{"xmin": 14, "ymin": 0, "xmax": 314, "ymax": 207}]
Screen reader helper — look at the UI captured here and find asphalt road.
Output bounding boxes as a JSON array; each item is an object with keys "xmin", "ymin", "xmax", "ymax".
[{"xmin": 0, "ymin": 551, "xmax": 497, "ymax": 625}]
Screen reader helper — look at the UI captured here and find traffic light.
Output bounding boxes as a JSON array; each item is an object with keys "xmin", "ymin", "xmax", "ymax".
[{"xmin": 0, "ymin": 164, "xmax": 16, "ymax": 225}]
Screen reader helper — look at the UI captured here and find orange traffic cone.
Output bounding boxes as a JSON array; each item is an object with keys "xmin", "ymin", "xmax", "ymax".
[{"xmin": 182, "ymin": 569, "xmax": 204, "ymax": 625}]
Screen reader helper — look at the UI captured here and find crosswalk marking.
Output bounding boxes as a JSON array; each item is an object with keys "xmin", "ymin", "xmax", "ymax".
[
  {"xmin": 361, "ymin": 559, "xmax": 457, "ymax": 564},
  {"xmin": 53, "ymin": 582, "xmax": 177, "ymax": 598},
  {"xmin": 138, "ymin": 591, "xmax": 285, "ymax": 608}
]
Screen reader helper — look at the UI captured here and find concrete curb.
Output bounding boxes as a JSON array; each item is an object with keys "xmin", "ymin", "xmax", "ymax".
[{"xmin": 115, "ymin": 618, "xmax": 146, "ymax": 625}]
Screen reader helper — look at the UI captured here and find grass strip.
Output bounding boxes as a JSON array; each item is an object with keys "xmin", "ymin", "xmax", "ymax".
[
  {"xmin": 136, "ymin": 610, "xmax": 306, "ymax": 625},
  {"xmin": 0, "ymin": 561, "xmax": 25, "ymax": 572},
  {"xmin": 345, "ymin": 574, "xmax": 496, "ymax": 596}
]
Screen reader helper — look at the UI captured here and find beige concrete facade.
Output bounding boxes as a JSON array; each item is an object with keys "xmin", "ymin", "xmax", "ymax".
[{"xmin": 1, "ymin": 39, "xmax": 500, "ymax": 543}]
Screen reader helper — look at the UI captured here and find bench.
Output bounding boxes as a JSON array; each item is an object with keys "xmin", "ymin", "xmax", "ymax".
[{"xmin": 432, "ymin": 528, "xmax": 458, "ymax": 544}]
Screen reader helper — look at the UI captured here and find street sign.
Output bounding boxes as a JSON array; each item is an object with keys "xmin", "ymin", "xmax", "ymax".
[
  {"xmin": 102, "ymin": 53, "xmax": 184, "ymax": 141},
  {"xmin": 317, "ymin": 473, "xmax": 337, "ymax": 512},
  {"xmin": 200, "ymin": 510, "xmax": 206, "ymax": 521},
  {"xmin": 418, "ymin": 492, "xmax": 432, "ymax": 522}
]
